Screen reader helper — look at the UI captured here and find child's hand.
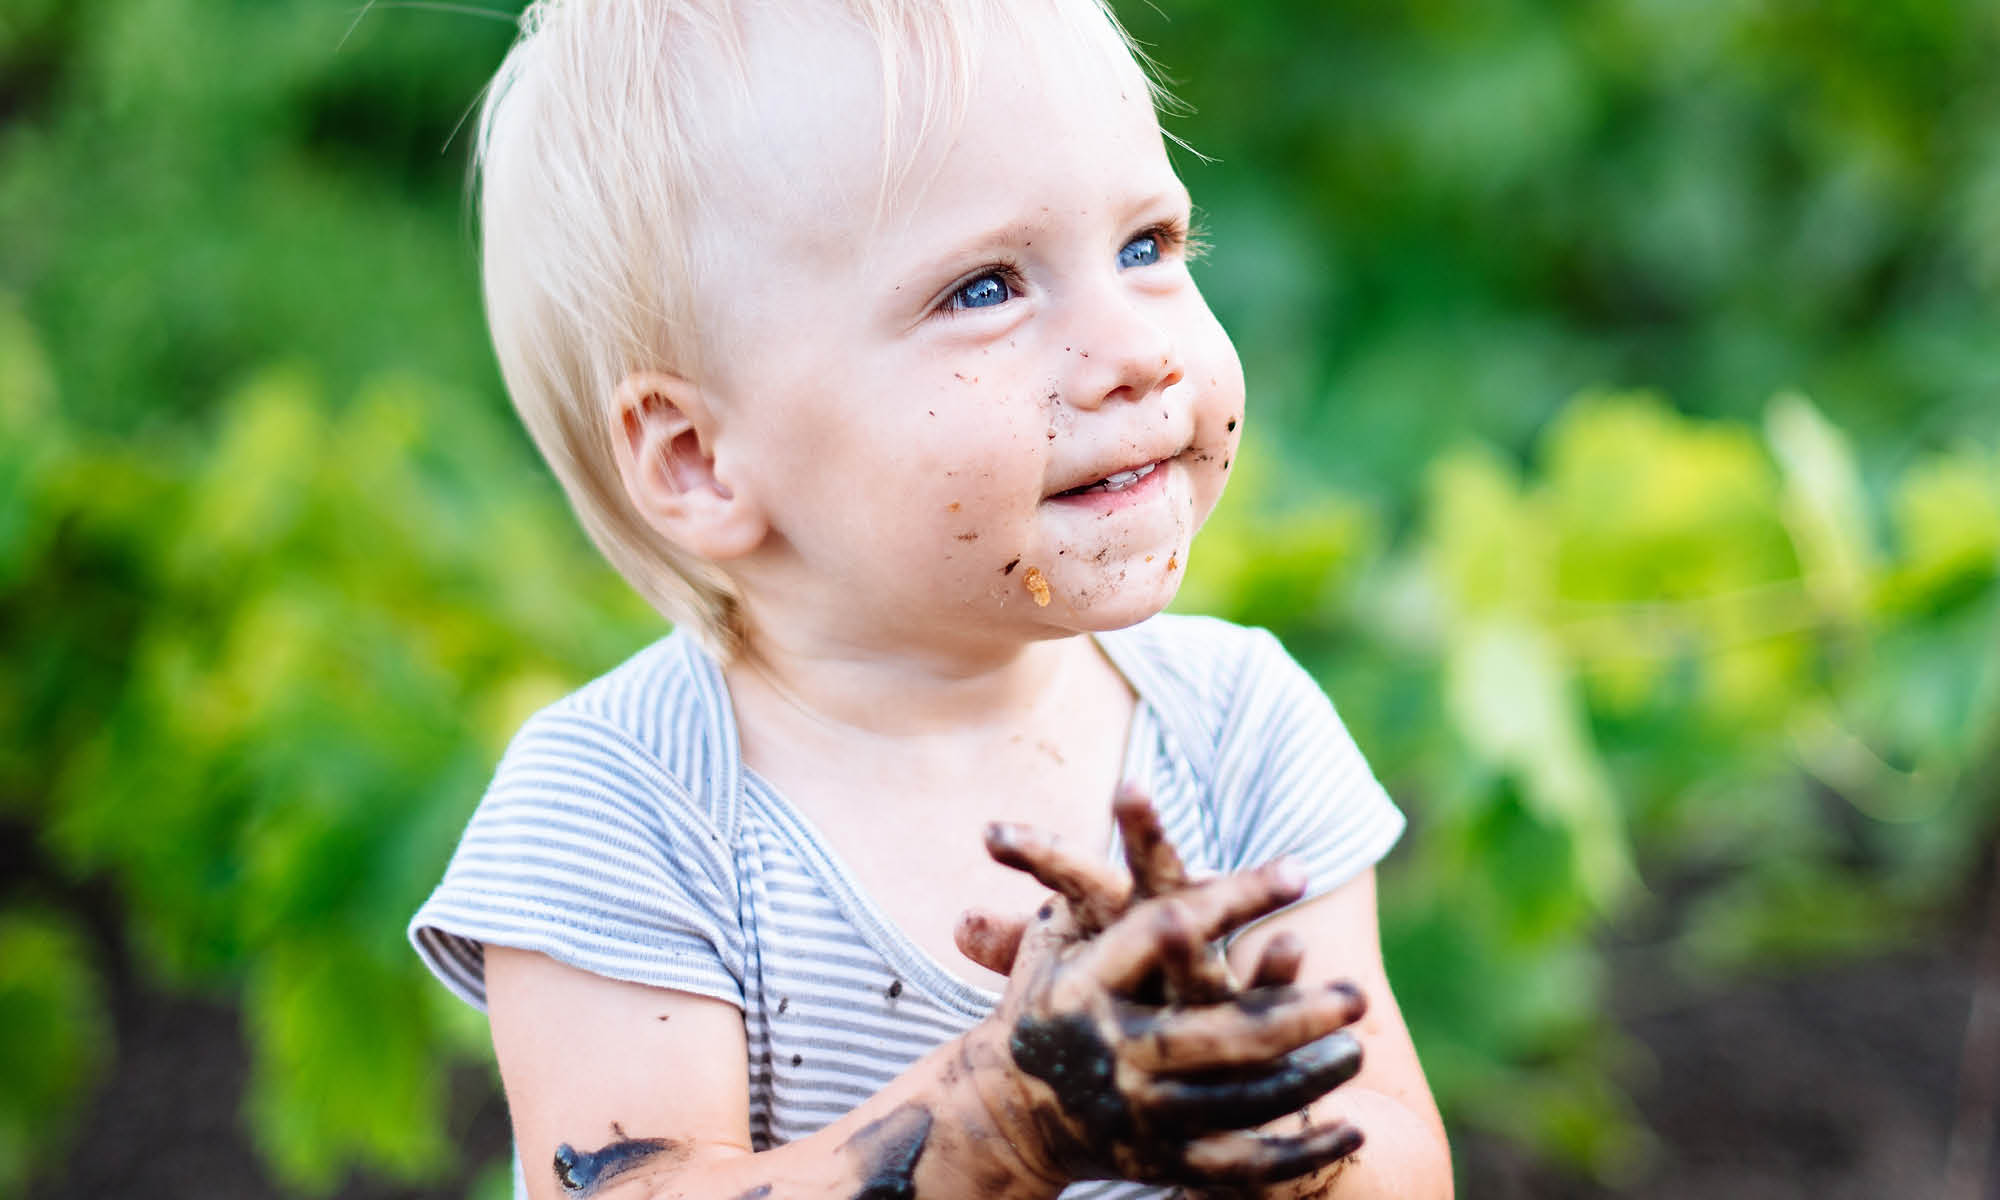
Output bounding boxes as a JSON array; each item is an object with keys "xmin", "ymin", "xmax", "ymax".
[
  {"xmin": 956, "ymin": 788, "xmax": 1311, "ymax": 1000},
  {"xmin": 960, "ymin": 818, "xmax": 1368, "ymax": 1191}
]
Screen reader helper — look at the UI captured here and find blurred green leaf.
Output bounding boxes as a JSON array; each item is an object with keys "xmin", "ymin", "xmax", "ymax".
[{"xmin": 0, "ymin": 909, "xmax": 109, "ymax": 1196}]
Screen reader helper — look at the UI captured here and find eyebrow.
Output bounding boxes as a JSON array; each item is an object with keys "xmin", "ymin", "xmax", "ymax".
[{"xmin": 896, "ymin": 183, "xmax": 1196, "ymax": 287}]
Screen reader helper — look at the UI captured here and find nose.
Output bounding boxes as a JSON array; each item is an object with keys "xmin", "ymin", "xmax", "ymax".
[{"xmin": 1062, "ymin": 289, "xmax": 1184, "ymax": 410}]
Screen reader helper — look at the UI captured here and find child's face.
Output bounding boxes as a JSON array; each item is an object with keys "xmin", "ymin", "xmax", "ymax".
[{"xmin": 701, "ymin": 8, "xmax": 1244, "ymax": 646}]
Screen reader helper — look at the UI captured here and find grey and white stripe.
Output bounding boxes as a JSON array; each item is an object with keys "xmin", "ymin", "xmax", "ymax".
[{"xmin": 411, "ymin": 613, "xmax": 1405, "ymax": 1200}]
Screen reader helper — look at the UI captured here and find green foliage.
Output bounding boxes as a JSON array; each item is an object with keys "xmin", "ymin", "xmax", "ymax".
[
  {"xmin": 0, "ymin": 910, "xmax": 109, "ymax": 1195},
  {"xmin": 2, "ymin": 306, "xmax": 658, "ymax": 1188},
  {"xmin": 1184, "ymin": 392, "xmax": 2000, "ymax": 1178},
  {"xmin": 3, "ymin": 0, "xmax": 1997, "ymax": 1194}
]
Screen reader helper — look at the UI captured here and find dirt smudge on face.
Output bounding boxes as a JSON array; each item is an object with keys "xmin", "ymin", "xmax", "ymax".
[
  {"xmin": 1001, "ymin": 557, "xmax": 1020, "ymax": 575},
  {"xmin": 956, "ymin": 532, "xmax": 979, "ymax": 542},
  {"xmin": 1023, "ymin": 566, "xmax": 1052, "ymax": 606}
]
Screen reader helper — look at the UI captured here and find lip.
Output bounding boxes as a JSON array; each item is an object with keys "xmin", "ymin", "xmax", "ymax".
[{"xmin": 1045, "ymin": 455, "xmax": 1173, "ymax": 512}]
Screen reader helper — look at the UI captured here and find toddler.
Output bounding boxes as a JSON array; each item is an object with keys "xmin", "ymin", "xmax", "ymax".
[{"xmin": 410, "ymin": 1, "xmax": 1453, "ymax": 1197}]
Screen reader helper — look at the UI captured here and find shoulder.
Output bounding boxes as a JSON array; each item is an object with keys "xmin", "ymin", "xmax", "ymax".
[
  {"xmin": 1098, "ymin": 612, "xmax": 1297, "ymax": 724},
  {"xmin": 410, "ymin": 630, "xmax": 750, "ymax": 1008},
  {"xmin": 533, "ymin": 630, "xmax": 708, "ymax": 756},
  {"xmin": 497, "ymin": 630, "xmax": 740, "ymax": 828}
]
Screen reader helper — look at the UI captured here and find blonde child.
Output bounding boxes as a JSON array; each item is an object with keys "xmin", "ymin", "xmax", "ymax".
[{"xmin": 410, "ymin": 1, "xmax": 1453, "ymax": 1196}]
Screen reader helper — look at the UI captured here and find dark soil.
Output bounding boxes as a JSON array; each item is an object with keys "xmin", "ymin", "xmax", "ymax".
[
  {"xmin": 48, "ymin": 956, "xmax": 512, "ymax": 1200},
  {"xmin": 1462, "ymin": 937, "xmax": 1995, "ymax": 1199}
]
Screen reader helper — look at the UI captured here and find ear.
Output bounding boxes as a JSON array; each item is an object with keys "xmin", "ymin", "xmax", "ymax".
[{"xmin": 610, "ymin": 371, "xmax": 768, "ymax": 561}]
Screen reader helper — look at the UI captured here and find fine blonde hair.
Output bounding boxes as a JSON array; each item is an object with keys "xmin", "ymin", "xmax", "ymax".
[{"xmin": 475, "ymin": 0, "xmax": 1166, "ymax": 658}]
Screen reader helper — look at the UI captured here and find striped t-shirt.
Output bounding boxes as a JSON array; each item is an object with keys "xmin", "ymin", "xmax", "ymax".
[{"xmin": 410, "ymin": 613, "xmax": 1405, "ymax": 1200}]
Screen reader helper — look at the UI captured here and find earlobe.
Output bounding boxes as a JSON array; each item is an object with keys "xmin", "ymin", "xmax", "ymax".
[{"xmin": 610, "ymin": 371, "xmax": 767, "ymax": 560}]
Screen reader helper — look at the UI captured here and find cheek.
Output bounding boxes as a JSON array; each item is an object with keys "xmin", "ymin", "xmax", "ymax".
[{"xmin": 1190, "ymin": 353, "xmax": 1247, "ymax": 518}]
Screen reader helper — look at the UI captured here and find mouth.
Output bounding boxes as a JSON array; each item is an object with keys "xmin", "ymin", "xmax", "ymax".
[{"xmin": 1051, "ymin": 460, "xmax": 1163, "ymax": 499}]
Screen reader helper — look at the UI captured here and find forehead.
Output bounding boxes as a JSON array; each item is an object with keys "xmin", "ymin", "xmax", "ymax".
[{"xmin": 698, "ymin": 1, "xmax": 1169, "ymax": 274}]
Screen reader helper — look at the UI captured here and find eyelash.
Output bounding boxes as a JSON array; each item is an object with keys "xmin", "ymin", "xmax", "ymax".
[{"xmin": 935, "ymin": 218, "xmax": 1204, "ymax": 317}]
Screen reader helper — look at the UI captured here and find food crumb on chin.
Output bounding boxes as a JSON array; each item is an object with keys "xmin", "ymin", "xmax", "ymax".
[{"xmin": 1023, "ymin": 566, "xmax": 1052, "ymax": 607}]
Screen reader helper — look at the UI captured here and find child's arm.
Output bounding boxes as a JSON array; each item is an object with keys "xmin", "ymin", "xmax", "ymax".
[
  {"xmin": 1222, "ymin": 871, "xmax": 1455, "ymax": 1199},
  {"xmin": 486, "ymin": 859, "xmax": 1368, "ymax": 1200}
]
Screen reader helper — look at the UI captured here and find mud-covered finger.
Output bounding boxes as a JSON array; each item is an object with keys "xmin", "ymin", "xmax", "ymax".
[
  {"xmin": 1162, "ymin": 943, "xmax": 1236, "ymax": 1006},
  {"xmin": 954, "ymin": 908, "xmax": 1029, "ymax": 976},
  {"xmin": 1138, "ymin": 1031, "xmax": 1363, "ymax": 1135},
  {"xmin": 1147, "ymin": 858, "xmax": 1308, "ymax": 948},
  {"xmin": 1177, "ymin": 1121, "xmax": 1365, "ymax": 1187},
  {"xmin": 1245, "ymin": 930, "xmax": 1307, "ymax": 989},
  {"xmin": 1124, "ymin": 982, "xmax": 1366, "ymax": 1073},
  {"xmin": 1114, "ymin": 786, "xmax": 1190, "ymax": 899},
  {"xmin": 1081, "ymin": 894, "xmax": 1211, "ymax": 992},
  {"xmin": 984, "ymin": 822, "xmax": 1130, "ymax": 933}
]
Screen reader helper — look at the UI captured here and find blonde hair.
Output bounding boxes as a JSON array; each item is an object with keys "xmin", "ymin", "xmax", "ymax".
[{"xmin": 475, "ymin": 0, "xmax": 1166, "ymax": 658}]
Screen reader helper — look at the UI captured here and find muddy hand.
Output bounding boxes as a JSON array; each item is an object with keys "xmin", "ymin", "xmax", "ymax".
[
  {"xmin": 1111, "ymin": 788, "xmax": 1237, "ymax": 1003},
  {"xmin": 965, "ymin": 790, "xmax": 1293, "ymax": 1001},
  {"xmin": 968, "ymin": 858, "xmax": 1368, "ymax": 1189}
]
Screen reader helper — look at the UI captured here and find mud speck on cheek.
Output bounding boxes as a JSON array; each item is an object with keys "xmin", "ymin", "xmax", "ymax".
[
  {"xmin": 1002, "ymin": 557, "xmax": 1020, "ymax": 576},
  {"xmin": 946, "ymin": 502, "xmax": 960, "ymax": 512},
  {"xmin": 843, "ymin": 1103, "xmax": 934, "ymax": 1200},
  {"xmin": 1228, "ymin": 417, "xmax": 1238, "ymax": 432},
  {"xmin": 1166, "ymin": 555, "xmax": 1178, "ymax": 572},
  {"xmin": 1023, "ymin": 566, "xmax": 1052, "ymax": 606},
  {"xmin": 956, "ymin": 531, "xmax": 979, "ymax": 542}
]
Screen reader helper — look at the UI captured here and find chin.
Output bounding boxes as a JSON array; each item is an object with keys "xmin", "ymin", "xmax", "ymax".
[{"xmin": 1042, "ymin": 561, "xmax": 1188, "ymax": 634}]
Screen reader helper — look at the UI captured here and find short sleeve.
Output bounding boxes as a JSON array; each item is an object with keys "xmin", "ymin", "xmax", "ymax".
[
  {"xmin": 1208, "ymin": 628, "xmax": 1405, "ymax": 899},
  {"xmin": 408, "ymin": 703, "xmax": 746, "ymax": 1011}
]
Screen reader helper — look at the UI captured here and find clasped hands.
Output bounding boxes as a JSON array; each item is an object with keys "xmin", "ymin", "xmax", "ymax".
[{"xmin": 953, "ymin": 788, "xmax": 1367, "ymax": 1192}]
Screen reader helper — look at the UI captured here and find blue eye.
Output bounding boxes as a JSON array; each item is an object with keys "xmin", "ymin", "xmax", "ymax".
[
  {"xmin": 1117, "ymin": 234, "xmax": 1161, "ymax": 269},
  {"xmin": 951, "ymin": 273, "xmax": 1012, "ymax": 310}
]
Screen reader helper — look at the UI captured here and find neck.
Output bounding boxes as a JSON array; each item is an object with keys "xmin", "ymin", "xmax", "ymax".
[{"xmin": 726, "ymin": 612, "xmax": 1084, "ymax": 741}]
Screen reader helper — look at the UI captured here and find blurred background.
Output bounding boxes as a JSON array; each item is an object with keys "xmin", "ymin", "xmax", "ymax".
[{"xmin": 2, "ymin": 0, "xmax": 1996, "ymax": 1196}]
